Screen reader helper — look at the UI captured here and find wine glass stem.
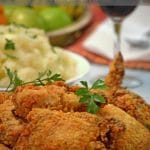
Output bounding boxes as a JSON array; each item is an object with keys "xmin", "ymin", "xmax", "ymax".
[{"xmin": 114, "ymin": 21, "xmax": 122, "ymax": 56}]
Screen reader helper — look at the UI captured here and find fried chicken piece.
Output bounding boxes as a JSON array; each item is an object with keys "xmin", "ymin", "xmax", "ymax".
[
  {"xmin": 12, "ymin": 81, "xmax": 80, "ymax": 119},
  {"xmin": 14, "ymin": 108, "xmax": 127, "ymax": 150},
  {"xmin": 100, "ymin": 51, "xmax": 150, "ymax": 127},
  {"xmin": 12, "ymin": 78, "xmax": 150, "ymax": 129},
  {"xmin": 109, "ymin": 88, "xmax": 150, "ymax": 127},
  {"xmin": 14, "ymin": 106, "xmax": 150, "ymax": 150},
  {"xmin": 14, "ymin": 109, "xmax": 107, "ymax": 150},
  {"xmin": 99, "ymin": 104, "xmax": 150, "ymax": 149},
  {"xmin": 105, "ymin": 51, "xmax": 124, "ymax": 89},
  {"xmin": 91, "ymin": 86, "xmax": 150, "ymax": 128},
  {"xmin": 0, "ymin": 144, "xmax": 9, "ymax": 150},
  {"xmin": 0, "ymin": 100, "xmax": 23, "ymax": 147}
]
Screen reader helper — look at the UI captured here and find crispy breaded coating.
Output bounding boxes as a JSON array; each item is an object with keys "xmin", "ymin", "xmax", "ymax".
[
  {"xmin": 0, "ymin": 92, "xmax": 10, "ymax": 104},
  {"xmin": 13, "ymin": 108, "xmax": 127, "ymax": 150},
  {"xmin": 12, "ymin": 81, "xmax": 80, "ymax": 119},
  {"xmin": 14, "ymin": 109, "xmax": 107, "ymax": 150},
  {"xmin": 105, "ymin": 51, "xmax": 124, "ymax": 89},
  {"xmin": 91, "ymin": 86, "xmax": 150, "ymax": 128},
  {"xmin": 100, "ymin": 51, "xmax": 150, "ymax": 128},
  {"xmin": 0, "ymin": 144, "xmax": 9, "ymax": 150},
  {"xmin": 99, "ymin": 104, "xmax": 150, "ymax": 150},
  {"xmin": 14, "ymin": 106, "xmax": 150, "ymax": 150},
  {"xmin": 12, "ymin": 79, "xmax": 150, "ymax": 130},
  {"xmin": 0, "ymin": 100, "xmax": 23, "ymax": 147},
  {"xmin": 109, "ymin": 88, "xmax": 150, "ymax": 127}
]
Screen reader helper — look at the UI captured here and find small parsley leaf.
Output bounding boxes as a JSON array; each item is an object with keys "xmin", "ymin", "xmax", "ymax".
[
  {"xmin": 87, "ymin": 101, "xmax": 99, "ymax": 114},
  {"xmin": 79, "ymin": 95, "xmax": 90, "ymax": 103},
  {"xmin": 75, "ymin": 79, "xmax": 107, "ymax": 114},
  {"xmin": 4, "ymin": 39, "xmax": 15, "ymax": 50},
  {"xmin": 93, "ymin": 93, "xmax": 105, "ymax": 103},
  {"xmin": 92, "ymin": 79, "xmax": 107, "ymax": 89},
  {"xmin": 80, "ymin": 81, "xmax": 88, "ymax": 89},
  {"xmin": 75, "ymin": 88, "xmax": 89, "ymax": 96},
  {"xmin": 50, "ymin": 74, "xmax": 63, "ymax": 82}
]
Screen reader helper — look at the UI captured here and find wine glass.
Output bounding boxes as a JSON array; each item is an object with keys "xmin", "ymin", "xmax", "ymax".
[{"xmin": 99, "ymin": 0, "xmax": 142, "ymax": 88}]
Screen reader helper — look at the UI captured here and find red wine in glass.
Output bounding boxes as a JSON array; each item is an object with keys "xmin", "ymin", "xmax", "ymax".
[
  {"xmin": 101, "ymin": 6, "xmax": 138, "ymax": 18},
  {"xmin": 100, "ymin": 0, "xmax": 141, "ymax": 19}
]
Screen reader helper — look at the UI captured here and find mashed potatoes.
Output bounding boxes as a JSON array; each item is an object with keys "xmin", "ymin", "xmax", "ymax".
[{"xmin": 0, "ymin": 25, "xmax": 76, "ymax": 87}]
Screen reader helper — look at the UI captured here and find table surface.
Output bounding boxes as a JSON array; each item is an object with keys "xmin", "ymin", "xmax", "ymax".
[{"xmin": 74, "ymin": 62, "xmax": 150, "ymax": 104}]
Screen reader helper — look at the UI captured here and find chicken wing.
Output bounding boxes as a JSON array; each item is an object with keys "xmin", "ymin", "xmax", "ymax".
[
  {"xmin": 105, "ymin": 51, "xmax": 124, "ymax": 89},
  {"xmin": 102, "ymin": 51, "xmax": 150, "ymax": 127}
]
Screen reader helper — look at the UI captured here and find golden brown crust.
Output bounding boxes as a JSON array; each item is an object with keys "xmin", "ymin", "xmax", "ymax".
[
  {"xmin": 0, "ymin": 51, "xmax": 149, "ymax": 149},
  {"xmin": 99, "ymin": 104, "xmax": 150, "ymax": 150},
  {"xmin": 0, "ymin": 100, "xmax": 23, "ymax": 147},
  {"xmin": 105, "ymin": 51, "xmax": 124, "ymax": 89},
  {"xmin": 0, "ymin": 84, "xmax": 150, "ymax": 149},
  {"xmin": 14, "ymin": 106, "xmax": 150, "ymax": 150},
  {"xmin": 0, "ymin": 144, "xmax": 10, "ymax": 150},
  {"xmin": 14, "ymin": 109, "xmax": 107, "ymax": 150},
  {"xmin": 109, "ymin": 88, "xmax": 150, "ymax": 127},
  {"xmin": 94, "ymin": 87, "xmax": 150, "ymax": 127},
  {"xmin": 102, "ymin": 51, "xmax": 150, "ymax": 128},
  {"xmin": 12, "ymin": 79, "xmax": 150, "ymax": 130},
  {"xmin": 0, "ymin": 92, "xmax": 11, "ymax": 104},
  {"xmin": 12, "ymin": 82, "xmax": 80, "ymax": 119}
]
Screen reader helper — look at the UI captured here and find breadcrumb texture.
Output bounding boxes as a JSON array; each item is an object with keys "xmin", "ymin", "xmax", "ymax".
[
  {"xmin": 0, "ymin": 50, "xmax": 150, "ymax": 149},
  {"xmin": 0, "ymin": 100, "xmax": 23, "ymax": 147},
  {"xmin": 0, "ymin": 144, "xmax": 9, "ymax": 150},
  {"xmin": 100, "ymin": 104, "xmax": 150, "ymax": 150},
  {"xmin": 12, "ymin": 81, "xmax": 80, "ymax": 119},
  {"xmin": 14, "ymin": 109, "xmax": 107, "ymax": 150}
]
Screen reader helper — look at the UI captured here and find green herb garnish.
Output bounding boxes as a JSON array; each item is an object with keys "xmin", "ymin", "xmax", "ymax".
[
  {"xmin": 75, "ymin": 79, "xmax": 107, "ymax": 114},
  {"xmin": 51, "ymin": 46, "xmax": 56, "ymax": 53},
  {"xmin": 8, "ymin": 27, "xmax": 13, "ymax": 33},
  {"xmin": 5, "ymin": 54, "xmax": 18, "ymax": 60},
  {"xmin": 146, "ymin": 125, "xmax": 150, "ymax": 131},
  {"xmin": 6, "ymin": 67, "xmax": 23, "ymax": 91},
  {"xmin": 4, "ymin": 39, "xmax": 15, "ymax": 50},
  {"xmin": 32, "ymin": 35, "xmax": 38, "ymax": 39},
  {"xmin": 5, "ymin": 67, "xmax": 64, "ymax": 91}
]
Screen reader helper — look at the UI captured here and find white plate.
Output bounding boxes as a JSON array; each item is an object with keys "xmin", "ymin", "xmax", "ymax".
[
  {"xmin": 65, "ymin": 50, "xmax": 90, "ymax": 84},
  {"xmin": 0, "ymin": 51, "xmax": 90, "ymax": 91}
]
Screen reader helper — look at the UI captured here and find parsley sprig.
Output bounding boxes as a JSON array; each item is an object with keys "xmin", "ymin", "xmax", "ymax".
[
  {"xmin": 5, "ymin": 67, "xmax": 64, "ymax": 91},
  {"xmin": 4, "ymin": 39, "xmax": 15, "ymax": 50},
  {"xmin": 75, "ymin": 79, "xmax": 107, "ymax": 114}
]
